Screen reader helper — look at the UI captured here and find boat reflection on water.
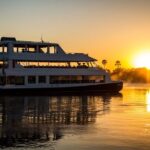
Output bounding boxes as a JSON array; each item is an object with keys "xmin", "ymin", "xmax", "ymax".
[{"xmin": 0, "ymin": 93, "xmax": 122, "ymax": 148}]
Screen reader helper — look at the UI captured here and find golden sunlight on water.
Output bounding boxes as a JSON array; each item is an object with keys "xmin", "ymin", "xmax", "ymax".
[{"xmin": 146, "ymin": 90, "xmax": 150, "ymax": 112}]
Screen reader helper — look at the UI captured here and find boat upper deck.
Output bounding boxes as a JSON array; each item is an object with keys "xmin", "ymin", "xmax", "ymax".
[{"xmin": 0, "ymin": 37, "xmax": 96, "ymax": 62}]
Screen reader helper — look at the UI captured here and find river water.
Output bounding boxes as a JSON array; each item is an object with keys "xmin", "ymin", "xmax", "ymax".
[{"xmin": 0, "ymin": 85, "xmax": 150, "ymax": 150}]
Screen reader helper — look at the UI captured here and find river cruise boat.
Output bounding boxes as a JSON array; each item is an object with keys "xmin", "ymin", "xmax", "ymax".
[{"xmin": 0, "ymin": 37, "xmax": 123, "ymax": 94}]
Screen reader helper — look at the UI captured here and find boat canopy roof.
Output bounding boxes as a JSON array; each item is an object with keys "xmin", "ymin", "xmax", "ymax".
[{"xmin": 0, "ymin": 37, "xmax": 58, "ymax": 47}]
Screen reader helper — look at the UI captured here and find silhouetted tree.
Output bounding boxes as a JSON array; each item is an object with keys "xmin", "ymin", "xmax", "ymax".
[
  {"xmin": 102, "ymin": 59, "xmax": 107, "ymax": 69},
  {"xmin": 115, "ymin": 60, "xmax": 121, "ymax": 69}
]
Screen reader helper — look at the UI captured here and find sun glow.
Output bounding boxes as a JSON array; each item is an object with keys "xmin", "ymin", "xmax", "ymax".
[{"xmin": 134, "ymin": 52, "xmax": 150, "ymax": 69}]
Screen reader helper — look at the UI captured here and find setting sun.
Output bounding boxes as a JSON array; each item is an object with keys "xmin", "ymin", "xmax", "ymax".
[{"xmin": 133, "ymin": 52, "xmax": 150, "ymax": 69}]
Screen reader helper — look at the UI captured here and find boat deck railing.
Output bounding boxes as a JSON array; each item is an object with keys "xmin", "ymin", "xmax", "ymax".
[{"xmin": 23, "ymin": 65, "xmax": 89, "ymax": 69}]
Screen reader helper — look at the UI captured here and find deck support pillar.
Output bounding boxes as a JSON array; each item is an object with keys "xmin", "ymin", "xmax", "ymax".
[
  {"xmin": 46, "ymin": 76, "xmax": 49, "ymax": 85},
  {"xmin": 25, "ymin": 76, "xmax": 28, "ymax": 85}
]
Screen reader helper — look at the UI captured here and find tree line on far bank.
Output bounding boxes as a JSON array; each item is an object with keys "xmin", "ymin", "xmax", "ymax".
[{"xmin": 101, "ymin": 59, "xmax": 150, "ymax": 83}]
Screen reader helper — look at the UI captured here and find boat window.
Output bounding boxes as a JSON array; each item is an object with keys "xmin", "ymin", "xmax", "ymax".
[
  {"xmin": 13, "ymin": 45, "xmax": 36, "ymax": 53},
  {"xmin": 28, "ymin": 47, "xmax": 36, "ymax": 53},
  {"xmin": 0, "ymin": 76, "xmax": 5, "ymax": 85},
  {"xmin": 3, "ymin": 46, "xmax": 7, "ymax": 53},
  {"xmin": 49, "ymin": 76, "xmax": 83, "ymax": 84},
  {"xmin": 95, "ymin": 75, "xmax": 105, "ymax": 83},
  {"xmin": 0, "ymin": 61, "xmax": 8, "ymax": 68},
  {"xmin": 49, "ymin": 76, "xmax": 57, "ymax": 83},
  {"xmin": 38, "ymin": 76, "xmax": 46, "ymax": 83},
  {"xmin": 4, "ymin": 76, "xmax": 25, "ymax": 85},
  {"xmin": 99, "ymin": 75, "xmax": 105, "ymax": 83},
  {"xmin": 39, "ymin": 47, "xmax": 47, "ymax": 53},
  {"xmin": 82, "ymin": 75, "xmax": 105, "ymax": 83},
  {"xmin": 15, "ymin": 76, "xmax": 25, "ymax": 85},
  {"xmin": 0, "ymin": 46, "xmax": 2, "ymax": 53},
  {"xmin": 14, "ymin": 47, "xmax": 26, "ymax": 53},
  {"xmin": 0, "ymin": 61, "xmax": 4, "ymax": 68},
  {"xmin": 13, "ymin": 47, "xmax": 18, "ymax": 53},
  {"xmin": 0, "ymin": 46, "xmax": 7, "ymax": 53},
  {"xmin": 50, "ymin": 46, "xmax": 55, "ymax": 54},
  {"xmin": 48, "ymin": 75, "xmax": 106, "ymax": 84},
  {"xmin": 49, "ymin": 76, "xmax": 63, "ymax": 83},
  {"xmin": 28, "ymin": 76, "xmax": 36, "ymax": 84},
  {"xmin": 7, "ymin": 76, "xmax": 15, "ymax": 84}
]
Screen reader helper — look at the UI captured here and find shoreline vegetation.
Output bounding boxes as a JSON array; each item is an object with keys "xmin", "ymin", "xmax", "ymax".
[
  {"xmin": 111, "ymin": 68, "xmax": 150, "ymax": 83},
  {"xmin": 100, "ymin": 60, "xmax": 150, "ymax": 83}
]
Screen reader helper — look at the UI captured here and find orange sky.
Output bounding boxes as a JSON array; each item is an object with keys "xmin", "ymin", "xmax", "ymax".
[{"xmin": 0, "ymin": 0, "xmax": 150, "ymax": 69}]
